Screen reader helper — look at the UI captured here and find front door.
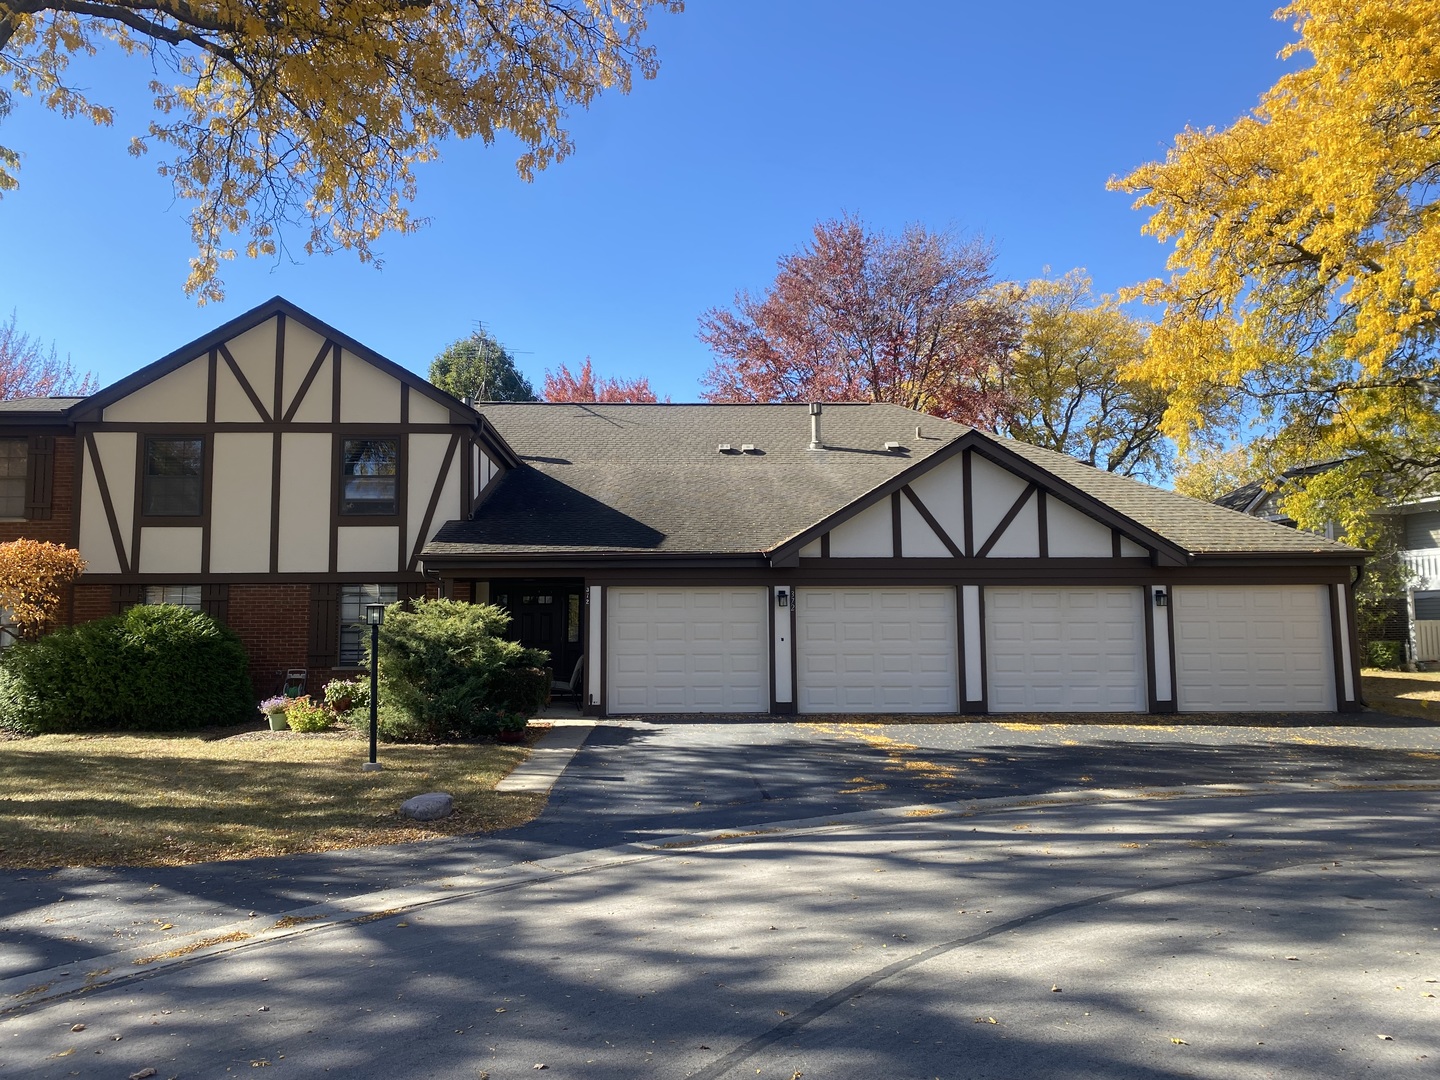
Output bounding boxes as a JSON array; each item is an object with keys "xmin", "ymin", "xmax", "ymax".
[{"xmin": 491, "ymin": 582, "xmax": 584, "ymax": 682}]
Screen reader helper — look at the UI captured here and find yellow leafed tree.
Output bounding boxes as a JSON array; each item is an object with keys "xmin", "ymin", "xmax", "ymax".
[
  {"xmin": 0, "ymin": 1, "xmax": 681, "ymax": 301},
  {"xmin": 0, "ymin": 539, "xmax": 85, "ymax": 641},
  {"xmin": 1111, "ymin": 0, "xmax": 1440, "ymax": 536}
]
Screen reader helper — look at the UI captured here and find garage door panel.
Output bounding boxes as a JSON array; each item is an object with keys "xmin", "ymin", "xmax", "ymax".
[
  {"xmin": 1173, "ymin": 585, "xmax": 1335, "ymax": 712},
  {"xmin": 986, "ymin": 587, "xmax": 1146, "ymax": 712},
  {"xmin": 606, "ymin": 588, "xmax": 769, "ymax": 713},
  {"xmin": 797, "ymin": 588, "xmax": 957, "ymax": 714}
]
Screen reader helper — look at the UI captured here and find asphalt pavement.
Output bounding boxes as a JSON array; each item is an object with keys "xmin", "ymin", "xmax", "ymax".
[{"xmin": 1, "ymin": 712, "xmax": 1438, "ymax": 1078}]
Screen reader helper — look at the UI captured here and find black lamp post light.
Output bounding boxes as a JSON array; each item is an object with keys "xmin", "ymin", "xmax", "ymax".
[{"xmin": 362, "ymin": 603, "xmax": 384, "ymax": 771}]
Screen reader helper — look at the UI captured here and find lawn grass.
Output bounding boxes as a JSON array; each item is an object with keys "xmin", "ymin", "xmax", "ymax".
[
  {"xmin": 0, "ymin": 725, "xmax": 547, "ymax": 869},
  {"xmin": 1361, "ymin": 667, "xmax": 1440, "ymax": 720}
]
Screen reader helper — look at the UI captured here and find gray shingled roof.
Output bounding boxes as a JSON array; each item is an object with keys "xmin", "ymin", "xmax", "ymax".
[
  {"xmin": 996, "ymin": 439, "xmax": 1363, "ymax": 558},
  {"xmin": 0, "ymin": 396, "xmax": 84, "ymax": 414},
  {"xmin": 425, "ymin": 402, "xmax": 1363, "ymax": 562},
  {"xmin": 429, "ymin": 403, "xmax": 956, "ymax": 556}
]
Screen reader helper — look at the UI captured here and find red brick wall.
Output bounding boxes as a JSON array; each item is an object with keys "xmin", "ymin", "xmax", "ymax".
[
  {"xmin": 70, "ymin": 583, "xmax": 111, "ymax": 625},
  {"xmin": 3, "ymin": 437, "xmax": 81, "ymax": 626},
  {"xmin": 0, "ymin": 435, "xmax": 75, "ymax": 547},
  {"xmin": 228, "ymin": 584, "xmax": 312, "ymax": 697}
]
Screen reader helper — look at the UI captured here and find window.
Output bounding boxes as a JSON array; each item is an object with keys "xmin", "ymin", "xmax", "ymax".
[
  {"xmin": 1405, "ymin": 511, "xmax": 1440, "ymax": 552},
  {"xmin": 1416, "ymin": 591, "xmax": 1440, "ymax": 622},
  {"xmin": 143, "ymin": 437, "xmax": 204, "ymax": 517},
  {"xmin": 0, "ymin": 439, "xmax": 26, "ymax": 518},
  {"xmin": 143, "ymin": 585, "xmax": 203, "ymax": 611},
  {"xmin": 567, "ymin": 593, "xmax": 581, "ymax": 643},
  {"xmin": 339, "ymin": 583, "xmax": 398, "ymax": 665},
  {"xmin": 341, "ymin": 438, "xmax": 398, "ymax": 516}
]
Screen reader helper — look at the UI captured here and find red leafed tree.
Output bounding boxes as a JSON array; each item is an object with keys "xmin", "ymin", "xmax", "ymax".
[
  {"xmin": 543, "ymin": 358, "xmax": 666, "ymax": 403},
  {"xmin": 0, "ymin": 311, "xmax": 97, "ymax": 399},
  {"xmin": 698, "ymin": 214, "xmax": 1020, "ymax": 428}
]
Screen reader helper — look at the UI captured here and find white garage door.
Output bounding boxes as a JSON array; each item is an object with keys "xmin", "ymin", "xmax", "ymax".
[
  {"xmin": 796, "ymin": 588, "xmax": 956, "ymax": 713},
  {"xmin": 986, "ymin": 587, "xmax": 1146, "ymax": 712},
  {"xmin": 606, "ymin": 588, "xmax": 768, "ymax": 713},
  {"xmin": 1172, "ymin": 585, "xmax": 1335, "ymax": 711}
]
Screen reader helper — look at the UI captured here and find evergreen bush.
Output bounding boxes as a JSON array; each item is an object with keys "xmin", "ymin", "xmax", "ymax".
[
  {"xmin": 0, "ymin": 605, "xmax": 253, "ymax": 734},
  {"xmin": 369, "ymin": 599, "xmax": 548, "ymax": 742}
]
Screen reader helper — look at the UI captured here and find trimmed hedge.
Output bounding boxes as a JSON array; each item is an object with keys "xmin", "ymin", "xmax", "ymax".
[
  {"xmin": 0, "ymin": 605, "xmax": 254, "ymax": 735},
  {"xmin": 367, "ymin": 599, "xmax": 548, "ymax": 743}
]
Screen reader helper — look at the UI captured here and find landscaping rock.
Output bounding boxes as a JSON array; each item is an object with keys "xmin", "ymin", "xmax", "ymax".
[{"xmin": 400, "ymin": 792, "xmax": 454, "ymax": 821}]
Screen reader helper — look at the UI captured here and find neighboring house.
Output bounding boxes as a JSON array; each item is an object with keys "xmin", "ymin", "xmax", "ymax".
[
  {"xmin": 0, "ymin": 298, "xmax": 1366, "ymax": 713},
  {"xmin": 1218, "ymin": 466, "xmax": 1440, "ymax": 664}
]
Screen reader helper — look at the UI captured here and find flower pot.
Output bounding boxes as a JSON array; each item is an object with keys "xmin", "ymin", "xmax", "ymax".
[
  {"xmin": 497, "ymin": 728, "xmax": 526, "ymax": 744},
  {"xmin": 266, "ymin": 711, "xmax": 290, "ymax": 731}
]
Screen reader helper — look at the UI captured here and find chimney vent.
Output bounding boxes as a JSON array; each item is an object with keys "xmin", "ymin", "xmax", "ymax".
[{"xmin": 808, "ymin": 402, "xmax": 825, "ymax": 451}]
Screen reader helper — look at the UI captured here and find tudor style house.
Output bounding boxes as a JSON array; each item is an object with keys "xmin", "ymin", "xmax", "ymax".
[
  {"xmin": 0, "ymin": 297, "xmax": 1368, "ymax": 714},
  {"xmin": 0, "ymin": 298, "xmax": 515, "ymax": 693}
]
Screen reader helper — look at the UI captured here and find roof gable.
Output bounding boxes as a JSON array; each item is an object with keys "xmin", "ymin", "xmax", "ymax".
[
  {"xmin": 768, "ymin": 431, "xmax": 1190, "ymax": 565},
  {"xmin": 65, "ymin": 297, "xmax": 519, "ymax": 468}
]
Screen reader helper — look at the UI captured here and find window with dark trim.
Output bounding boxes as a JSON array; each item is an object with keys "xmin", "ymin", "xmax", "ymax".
[
  {"xmin": 340, "ymin": 438, "xmax": 399, "ymax": 516},
  {"xmin": 142, "ymin": 437, "xmax": 204, "ymax": 517},
  {"xmin": 339, "ymin": 583, "xmax": 398, "ymax": 665},
  {"xmin": 0, "ymin": 439, "xmax": 25, "ymax": 518},
  {"xmin": 142, "ymin": 585, "xmax": 203, "ymax": 611}
]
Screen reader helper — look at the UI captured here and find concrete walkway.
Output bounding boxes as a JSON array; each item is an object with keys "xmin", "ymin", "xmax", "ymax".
[{"xmin": 494, "ymin": 719, "xmax": 594, "ymax": 793}]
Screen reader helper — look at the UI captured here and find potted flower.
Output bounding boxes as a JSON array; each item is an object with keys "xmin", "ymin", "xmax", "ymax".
[{"xmin": 259, "ymin": 694, "xmax": 290, "ymax": 731}]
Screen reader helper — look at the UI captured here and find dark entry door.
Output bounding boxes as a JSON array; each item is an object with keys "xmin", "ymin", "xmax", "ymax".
[{"xmin": 491, "ymin": 583, "xmax": 584, "ymax": 681}]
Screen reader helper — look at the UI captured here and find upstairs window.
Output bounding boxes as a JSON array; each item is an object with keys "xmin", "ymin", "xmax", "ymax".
[
  {"xmin": 143, "ymin": 437, "xmax": 204, "ymax": 517},
  {"xmin": 0, "ymin": 439, "xmax": 25, "ymax": 518},
  {"xmin": 340, "ymin": 438, "xmax": 399, "ymax": 516}
]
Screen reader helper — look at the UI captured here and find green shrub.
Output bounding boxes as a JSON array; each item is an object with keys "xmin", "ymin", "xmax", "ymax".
[
  {"xmin": 1365, "ymin": 640, "xmax": 1405, "ymax": 670},
  {"xmin": 0, "ymin": 605, "xmax": 253, "ymax": 734},
  {"xmin": 369, "ymin": 599, "xmax": 548, "ymax": 743},
  {"xmin": 284, "ymin": 695, "xmax": 334, "ymax": 733}
]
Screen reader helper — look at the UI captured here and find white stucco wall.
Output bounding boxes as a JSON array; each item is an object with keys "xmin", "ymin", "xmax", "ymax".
[
  {"xmin": 103, "ymin": 357, "xmax": 208, "ymax": 423},
  {"xmin": 210, "ymin": 432, "xmax": 274, "ymax": 572},
  {"xmin": 277, "ymin": 433, "xmax": 331, "ymax": 572}
]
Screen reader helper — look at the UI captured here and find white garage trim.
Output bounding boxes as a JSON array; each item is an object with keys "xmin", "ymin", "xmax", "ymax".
[
  {"xmin": 1172, "ymin": 585, "xmax": 1336, "ymax": 712},
  {"xmin": 985, "ymin": 587, "xmax": 1147, "ymax": 712},
  {"xmin": 796, "ymin": 587, "xmax": 957, "ymax": 713},
  {"xmin": 605, "ymin": 587, "xmax": 768, "ymax": 714}
]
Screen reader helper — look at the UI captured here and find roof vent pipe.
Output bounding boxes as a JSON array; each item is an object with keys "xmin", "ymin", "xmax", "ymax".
[{"xmin": 809, "ymin": 401, "xmax": 825, "ymax": 451}]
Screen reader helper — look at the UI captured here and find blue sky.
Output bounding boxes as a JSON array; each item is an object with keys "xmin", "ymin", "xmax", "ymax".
[{"xmin": 0, "ymin": 2, "xmax": 1297, "ymax": 401}]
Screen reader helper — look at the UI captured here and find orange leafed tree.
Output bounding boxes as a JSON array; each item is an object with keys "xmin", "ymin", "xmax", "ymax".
[
  {"xmin": 543, "ymin": 358, "xmax": 665, "ymax": 403},
  {"xmin": 0, "ymin": 539, "xmax": 85, "ymax": 641},
  {"xmin": 698, "ymin": 214, "xmax": 1020, "ymax": 428}
]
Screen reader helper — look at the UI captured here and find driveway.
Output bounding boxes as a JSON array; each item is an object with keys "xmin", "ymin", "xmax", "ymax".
[
  {"xmin": 1, "ymin": 785, "xmax": 1437, "ymax": 1078},
  {"xmin": 3, "ymin": 712, "xmax": 1439, "ymax": 986}
]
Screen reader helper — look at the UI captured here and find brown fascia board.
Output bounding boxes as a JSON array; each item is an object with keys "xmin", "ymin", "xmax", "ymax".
[
  {"xmin": 1188, "ymin": 549, "xmax": 1367, "ymax": 566},
  {"xmin": 67, "ymin": 296, "xmax": 505, "ymax": 443},
  {"xmin": 0, "ymin": 413, "xmax": 75, "ymax": 430},
  {"xmin": 474, "ymin": 410, "xmax": 520, "ymax": 469},
  {"xmin": 765, "ymin": 429, "xmax": 1194, "ymax": 567}
]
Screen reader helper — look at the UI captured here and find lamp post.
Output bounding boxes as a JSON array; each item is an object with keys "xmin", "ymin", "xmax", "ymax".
[{"xmin": 362, "ymin": 603, "xmax": 384, "ymax": 771}]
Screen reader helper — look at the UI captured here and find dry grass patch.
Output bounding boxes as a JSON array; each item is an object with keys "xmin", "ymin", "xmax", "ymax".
[
  {"xmin": 0, "ymin": 726, "xmax": 546, "ymax": 869},
  {"xmin": 1362, "ymin": 668, "xmax": 1440, "ymax": 721}
]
